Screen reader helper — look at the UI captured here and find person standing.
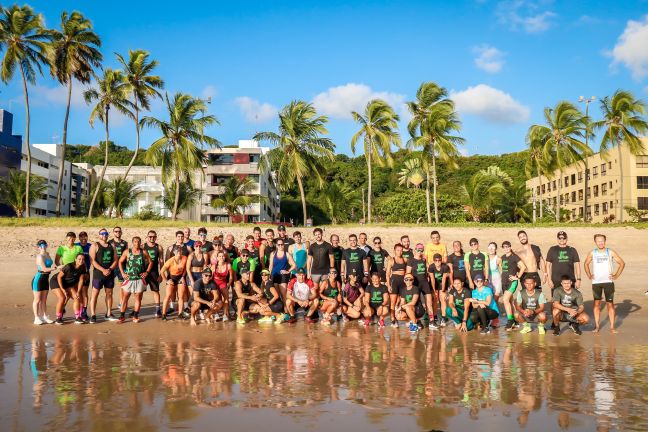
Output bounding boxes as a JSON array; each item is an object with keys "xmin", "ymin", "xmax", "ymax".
[
  {"xmin": 109, "ymin": 227, "xmax": 128, "ymax": 281},
  {"xmin": 400, "ymin": 235, "xmax": 413, "ymax": 261},
  {"xmin": 358, "ymin": 232, "xmax": 371, "ymax": 255},
  {"xmin": 55, "ymin": 231, "xmax": 84, "ymax": 266},
  {"xmin": 330, "ymin": 234, "xmax": 344, "ymax": 281},
  {"xmin": 584, "ymin": 234, "xmax": 625, "ymax": 334},
  {"xmin": 368, "ymin": 236, "xmax": 389, "ymax": 281},
  {"xmin": 464, "ymin": 238, "xmax": 489, "ymax": 289},
  {"xmin": 500, "ymin": 241, "xmax": 526, "ymax": 331},
  {"xmin": 276, "ymin": 224, "xmax": 295, "ymax": 247},
  {"xmin": 288, "ymin": 231, "xmax": 308, "ymax": 275},
  {"xmin": 32, "ymin": 240, "xmax": 56, "ymax": 325},
  {"xmin": 143, "ymin": 230, "xmax": 164, "ymax": 318},
  {"xmin": 447, "ymin": 241, "xmax": 467, "ymax": 286},
  {"xmin": 341, "ymin": 234, "xmax": 369, "ymax": 285},
  {"xmin": 183, "ymin": 227, "xmax": 195, "ymax": 251},
  {"xmin": 546, "ymin": 231, "xmax": 581, "ymax": 293},
  {"xmin": 76, "ymin": 231, "xmax": 91, "ymax": 321},
  {"xmin": 88, "ymin": 229, "xmax": 118, "ymax": 323},
  {"xmin": 118, "ymin": 237, "xmax": 152, "ymax": 323},
  {"xmin": 307, "ymin": 228, "xmax": 334, "ymax": 284},
  {"xmin": 424, "ymin": 230, "xmax": 447, "ymax": 264},
  {"xmin": 517, "ymin": 230, "xmax": 546, "ymax": 290}
]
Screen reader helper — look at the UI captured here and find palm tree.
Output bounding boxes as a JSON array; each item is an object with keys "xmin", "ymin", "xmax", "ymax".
[
  {"xmin": 0, "ymin": 5, "xmax": 50, "ymax": 218},
  {"xmin": 593, "ymin": 90, "xmax": 648, "ymax": 222},
  {"xmin": 254, "ymin": 101, "xmax": 335, "ymax": 226},
  {"xmin": 84, "ymin": 68, "xmax": 134, "ymax": 217},
  {"xmin": 84, "ymin": 181, "xmax": 109, "ymax": 217},
  {"xmin": 351, "ymin": 99, "xmax": 401, "ymax": 224},
  {"xmin": 462, "ymin": 166, "xmax": 512, "ymax": 222},
  {"xmin": 0, "ymin": 169, "xmax": 47, "ymax": 217},
  {"xmin": 398, "ymin": 157, "xmax": 426, "ymax": 189},
  {"xmin": 141, "ymin": 92, "xmax": 220, "ymax": 220},
  {"xmin": 48, "ymin": 11, "xmax": 102, "ymax": 217},
  {"xmin": 319, "ymin": 181, "xmax": 359, "ymax": 224},
  {"xmin": 528, "ymin": 101, "xmax": 591, "ymax": 222},
  {"xmin": 211, "ymin": 176, "xmax": 266, "ymax": 223},
  {"xmin": 525, "ymin": 133, "xmax": 554, "ymax": 221},
  {"xmin": 407, "ymin": 82, "xmax": 464, "ymax": 223},
  {"xmin": 495, "ymin": 182, "xmax": 532, "ymax": 223},
  {"xmin": 116, "ymin": 49, "xmax": 164, "ymax": 179},
  {"xmin": 106, "ymin": 177, "xmax": 139, "ymax": 218},
  {"xmin": 161, "ymin": 179, "xmax": 202, "ymax": 216}
]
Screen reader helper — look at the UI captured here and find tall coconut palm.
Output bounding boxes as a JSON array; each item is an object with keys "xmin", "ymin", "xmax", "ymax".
[
  {"xmin": 84, "ymin": 68, "xmax": 134, "ymax": 217},
  {"xmin": 319, "ymin": 181, "xmax": 359, "ymax": 224},
  {"xmin": 254, "ymin": 100, "xmax": 335, "ymax": 225},
  {"xmin": 593, "ymin": 90, "xmax": 648, "ymax": 222},
  {"xmin": 350, "ymin": 99, "xmax": 401, "ymax": 224},
  {"xmin": 527, "ymin": 101, "xmax": 591, "ymax": 222},
  {"xmin": 141, "ymin": 92, "xmax": 220, "ymax": 220},
  {"xmin": 0, "ymin": 5, "xmax": 50, "ymax": 218},
  {"xmin": 106, "ymin": 177, "xmax": 139, "ymax": 218},
  {"xmin": 407, "ymin": 82, "xmax": 464, "ymax": 223},
  {"xmin": 462, "ymin": 165, "xmax": 512, "ymax": 222},
  {"xmin": 211, "ymin": 176, "xmax": 266, "ymax": 223},
  {"xmin": 525, "ymin": 132, "xmax": 554, "ymax": 221},
  {"xmin": 0, "ymin": 169, "xmax": 47, "ymax": 217},
  {"xmin": 116, "ymin": 49, "xmax": 164, "ymax": 179},
  {"xmin": 161, "ymin": 179, "xmax": 202, "ymax": 216},
  {"xmin": 398, "ymin": 157, "xmax": 426, "ymax": 189},
  {"xmin": 49, "ymin": 11, "xmax": 102, "ymax": 217},
  {"xmin": 495, "ymin": 182, "xmax": 532, "ymax": 223}
]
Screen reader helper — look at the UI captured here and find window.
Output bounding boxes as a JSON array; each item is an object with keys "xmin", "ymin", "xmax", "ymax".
[
  {"xmin": 536, "ymin": 186, "xmax": 540, "ymax": 195},
  {"xmin": 579, "ymin": 207, "xmax": 583, "ymax": 217},
  {"xmin": 586, "ymin": 206, "xmax": 592, "ymax": 218},
  {"xmin": 602, "ymin": 183, "xmax": 607, "ymax": 195},
  {"xmin": 37, "ymin": 161, "xmax": 49, "ymax": 169},
  {"xmin": 578, "ymin": 172, "xmax": 583, "ymax": 183},
  {"xmin": 601, "ymin": 163, "xmax": 607, "ymax": 176},
  {"xmin": 609, "ymin": 181, "xmax": 613, "ymax": 190},
  {"xmin": 594, "ymin": 204, "xmax": 600, "ymax": 216},
  {"xmin": 586, "ymin": 188, "xmax": 591, "ymax": 198},
  {"xmin": 34, "ymin": 208, "xmax": 46, "ymax": 216},
  {"xmin": 40, "ymin": 194, "xmax": 47, "ymax": 200},
  {"xmin": 578, "ymin": 190, "xmax": 583, "ymax": 200},
  {"xmin": 571, "ymin": 191, "xmax": 576, "ymax": 202},
  {"xmin": 593, "ymin": 185, "xmax": 599, "ymax": 197},
  {"xmin": 208, "ymin": 153, "xmax": 233, "ymax": 165},
  {"xmin": 541, "ymin": 184, "xmax": 546, "ymax": 194},
  {"xmin": 610, "ymin": 201, "xmax": 613, "ymax": 210},
  {"xmin": 638, "ymin": 176, "xmax": 648, "ymax": 189},
  {"xmin": 603, "ymin": 202, "xmax": 608, "ymax": 214},
  {"xmin": 637, "ymin": 155, "xmax": 648, "ymax": 168},
  {"xmin": 586, "ymin": 169, "xmax": 590, "ymax": 181},
  {"xmin": 249, "ymin": 174, "xmax": 260, "ymax": 183},
  {"xmin": 638, "ymin": 197, "xmax": 648, "ymax": 210},
  {"xmin": 571, "ymin": 174, "xmax": 576, "ymax": 185},
  {"xmin": 63, "ymin": 184, "xmax": 66, "ymax": 190},
  {"xmin": 249, "ymin": 154, "xmax": 260, "ymax": 163},
  {"xmin": 212, "ymin": 175, "xmax": 230, "ymax": 185},
  {"xmin": 552, "ymin": 180, "xmax": 556, "ymax": 189},
  {"xmin": 564, "ymin": 176, "xmax": 569, "ymax": 187},
  {"xmin": 593, "ymin": 167, "xmax": 598, "ymax": 178},
  {"xmin": 571, "ymin": 209, "xmax": 576, "ymax": 219}
]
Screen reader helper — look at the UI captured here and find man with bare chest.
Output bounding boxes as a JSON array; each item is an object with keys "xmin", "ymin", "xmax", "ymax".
[{"xmin": 516, "ymin": 230, "xmax": 546, "ymax": 291}]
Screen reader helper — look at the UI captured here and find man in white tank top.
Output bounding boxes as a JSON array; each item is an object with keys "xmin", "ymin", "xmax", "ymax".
[{"xmin": 584, "ymin": 234, "xmax": 625, "ymax": 334}]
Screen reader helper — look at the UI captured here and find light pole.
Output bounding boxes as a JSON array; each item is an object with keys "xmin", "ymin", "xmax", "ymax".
[{"xmin": 579, "ymin": 95, "xmax": 595, "ymax": 222}]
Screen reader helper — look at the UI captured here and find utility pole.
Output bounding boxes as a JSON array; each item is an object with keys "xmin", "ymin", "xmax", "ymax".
[{"xmin": 579, "ymin": 95, "xmax": 596, "ymax": 222}]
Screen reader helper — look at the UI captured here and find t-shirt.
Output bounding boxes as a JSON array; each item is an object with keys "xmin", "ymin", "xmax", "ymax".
[
  {"xmin": 367, "ymin": 283, "xmax": 388, "ymax": 305},
  {"xmin": 471, "ymin": 286, "xmax": 499, "ymax": 313},
  {"xmin": 232, "ymin": 257, "xmax": 257, "ymax": 279},
  {"xmin": 308, "ymin": 241, "xmax": 333, "ymax": 274},
  {"xmin": 185, "ymin": 239, "xmax": 195, "ymax": 249},
  {"xmin": 429, "ymin": 263, "xmax": 451, "ymax": 290},
  {"xmin": 288, "ymin": 278, "xmax": 315, "ymax": 301},
  {"xmin": 552, "ymin": 287, "xmax": 584, "ymax": 309},
  {"xmin": 399, "ymin": 285, "xmax": 420, "ymax": 303},
  {"xmin": 342, "ymin": 247, "xmax": 367, "ymax": 276},
  {"xmin": 465, "ymin": 251, "xmax": 488, "ymax": 280},
  {"xmin": 368, "ymin": 248, "xmax": 389, "ymax": 274},
  {"xmin": 165, "ymin": 244, "xmax": 190, "ymax": 261},
  {"xmin": 60, "ymin": 263, "xmax": 85, "ymax": 287},
  {"xmin": 447, "ymin": 253, "xmax": 466, "ymax": 281},
  {"xmin": 546, "ymin": 245, "xmax": 580, "ymax": 281},
  {"xmin": 224, "ymin": 245, "xmax": 239, "ymax": 261},
  {"xmin": 516, "ymin": 289, "xmax": 546, "ymax": 310},
  {"xmin": 198, "ymin": 241, "xmax": 214, "ymax": 254},
  {"xmin": 332, "ymin": 246, "xmax": 344, "ymax": 273},
  {"xmin": 342, "ymin": 282, "xmax": 362, "ymax": 303},
  {"xmin": 163, "ymin": 256, "xmax": 187, "ymax": 277},
  {"xmin": 501, "ymin": 253, "xmax": 522, "ymax": 281},
  {"xmin": 76, "ymin": 242, "xmax": 91, "ymax": 271},
  {"xmin": 448, "ymin": 287, "xmax": 472, "ymax": 309},
  {"xmin": 56, "ymin": 245, "xmax": 84, "ymax": 265},
  {"xmin": 194, "ymin": 279, "xmax": 217, "ymax": 299},
  {"xmin": 401, "ymin": 248, "xmax": 413, "ymax": 261},
  {"xmin": 275, "ymin": 236, "xmax": 295, "ymax": 247},
  {"xmin": 408, "ymin": 257, "xmax": 429, "ymax": 283},
  {"xmin": 424, "ymin": 242, "xmax": 447, "ymax": 264}
]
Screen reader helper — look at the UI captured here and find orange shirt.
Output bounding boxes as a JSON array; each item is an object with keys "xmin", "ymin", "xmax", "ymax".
[{"xmin": 163, "ymin": 256, "xmax": 187, "ymax": 277}]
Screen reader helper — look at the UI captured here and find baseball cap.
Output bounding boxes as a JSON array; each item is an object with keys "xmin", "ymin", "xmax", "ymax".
[
  {"xmin": 296, "ymin": 268, "xmax": 305, "ymax": 274},
  {"xmin": 474, "ymin": 274, "xmax": 484, "ymax": 281},
  {"xmin": 557, "ymin": 231, "xmax": 567, "ymax": 238},
  {"xmin": 261, "ymin": 269, "xmax": 270, "ymax": 276},
  {"xmin": 278, "ymin": 224, "xmax": 286, "ymax": 231},
  {"xmin": 202, "ymin": 268, "xmax": 213, "ymax": 276},
  {"xmin": 415, "ymin": 243, "xmax": 424, "ymax": 251}
]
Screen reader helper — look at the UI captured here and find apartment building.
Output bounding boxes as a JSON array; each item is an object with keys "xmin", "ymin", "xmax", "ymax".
[
  {"xmin": 0, "ymin": 110, "xmax": 22, "ymax": 216},
  {"xmin": 525, "ymin": 139, "xmax": 648, "ymax": 222}
]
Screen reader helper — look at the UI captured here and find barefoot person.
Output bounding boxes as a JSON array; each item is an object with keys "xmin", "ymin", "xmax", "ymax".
[
  {"xmin": 363, "ymin": 272, "xmax": 389, "ymax": 327},
  {"xmin": 161, "ymin": 247, "xmax": 189, "ymax": 321},
  {"xmin": 551, "ymin": 275, "xmax": 590, "ymax": 336},
  {"xmin": 118, "ymin": 237, "xmax": 152, "ymax": 323},
  {"xmin": 50, "ymin": 254, "xmax": 86, "ymax": 325},
  {"xmin": 584, "ymin": 234, "xmax": 625, "ymax": 333},
  {"xmin": 32, "ymin": 240, "xmax": 56, "ymax": 325},
  {"xmin": 88, "ymin": 229, "xmax": 118, "ymax": 323},
  {"xmin": 514, "ymin": 275, "xmax": 548, "ymax": 335},
  {"xmin": 190, "ymin": 268, "xmax": 223, "ymax": 326}
]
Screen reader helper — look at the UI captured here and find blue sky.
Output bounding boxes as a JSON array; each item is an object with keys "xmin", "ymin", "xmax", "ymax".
[{"xmin": 2, "ymin": 0, "xmax": 648, "ymax": 156}]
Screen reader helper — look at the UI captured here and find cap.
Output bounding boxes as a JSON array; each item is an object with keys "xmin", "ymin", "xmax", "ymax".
[
  {"xmin": 36, "ymin": 240, "xmax": 47, "ymax": 247},
  {"xmin": 261, "ymin": 269, "xmax": 270, "ymax": 276},
  {"xmin": 240, "ymin": 248, "xmax": 250, "ymax": 255},
  {"xmin": 415, "ymin": 243, "xmax": 424, "ymax": 250},
  {"xmin": 201, "ymin": 268, "xmax": 213, "ymax": 275},
  {"xmin": 350, "ymin": 268, "xmax": 358, "ymax": 275},
  {"xmin": 433, "ymin": 253, "xmax": 442, "ymax": 260},
  {"xmin": 557, "ymin": 231, "xmax": 567, "ymax": 238},
  {"xmin": 278, "ymin": 224, "xmax": 286, "ymax": 231},
  {"xmin": 474, "ymin": 274, "xmax": 484, "ymax": 281},
  {"xmin": 296, "ymin": 268, "xmax": 305, "ymax": 275}
]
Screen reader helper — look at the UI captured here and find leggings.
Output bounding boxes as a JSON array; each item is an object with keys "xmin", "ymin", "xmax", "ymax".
[
  {"xmin": 446, "ymin": 306, "xmax": 475, "ymax": 331},
  {"xmin": 469, "ymin": 307, "xmax": 498, "ymax": 328}
]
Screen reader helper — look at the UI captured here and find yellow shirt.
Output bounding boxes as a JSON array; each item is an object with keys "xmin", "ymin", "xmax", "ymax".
[{"xmin": 425, "ymin": 242, "xmax": 447, "ymax": 263}]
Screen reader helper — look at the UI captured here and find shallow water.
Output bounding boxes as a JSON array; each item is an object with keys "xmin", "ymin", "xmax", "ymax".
[{"xmin": 1, "ymin": 323, "xmax": 647, "ymax": 431}]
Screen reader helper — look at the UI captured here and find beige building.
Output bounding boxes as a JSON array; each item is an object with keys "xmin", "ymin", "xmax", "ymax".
[{"xmin": 526, "ymin": 139, "xmax": 648, "ymax": 222}]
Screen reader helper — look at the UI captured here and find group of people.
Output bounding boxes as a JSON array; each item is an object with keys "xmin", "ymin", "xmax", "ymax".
[{"xmin": 31, "ymin": 225, "xmax": 625, "ymax": 335}]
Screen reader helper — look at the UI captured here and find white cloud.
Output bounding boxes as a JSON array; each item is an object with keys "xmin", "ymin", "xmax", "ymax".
[
  {"xmin": 459, "ymin": 147, "xmax": 470, "ymax": 157},
  {"xmin": 451, "ymin": 84, "xmax": 530, "ymax": 124},
  {"xmin": 30, "ymin": 80, "xmax": 90, "ymax": 109},
  {"xmin": 201, "ymin": 85, "xmax": 218, "ymax": 101},
  {"xmin": 496, "ymin": 0, "xmax": 556, "ymax": 33},
  {"xmin": 312, "ymin": 83, "xmax": 406, "ymax": 120},
  {"xmin": 473, "ymin": 44, "xmax": 506, "ymax": 73},
  {"xmin": 234, "ymin": 96, "xmax": 278, "ymax": 123},
  {"xmin": 609, "ymin": 15, "xmax": 648, "ymax": 80}
]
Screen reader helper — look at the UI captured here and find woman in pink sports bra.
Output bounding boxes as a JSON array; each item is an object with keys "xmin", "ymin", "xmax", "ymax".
[{"xmin": 211, "ymin": 251, "xmax": 233, "ymax": 320}]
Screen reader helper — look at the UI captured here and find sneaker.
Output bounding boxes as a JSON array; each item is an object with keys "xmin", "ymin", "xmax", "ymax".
[
  {"xmin": 222, "ymin": 314, "xmax": 230, "ymax": 322},
  {"xmin": 429, "ymin": 320, "xmax": 439, "ymax": 330},
  {"xmin": 106, "ymin": 314, "xmax": 118, "ymax": 322},
  {"xmin": 55, "ymin": 317, "xmax": 64, "ymax": 325},
  {"xmin": 132, "ymin": 316, "xmax": 140, "ymax": 323},
  {"xmin": 33, "ymin": 317, "xmax": 44, "ymax": 325},
  {"xmin": 90, "ymin": 315, "xmax": 97, "ymax": 324},
  {"xmin": 156, "ymin": 309, "xmax": 162, "ymax": 318},
  {"xmin": 42, "ymin": 315, "xmax": 54, "ymax": 324},
  {"xmin": 128, "ymin": 310, "xmax": 135, "ymax": 319},
  {"xmin": 538, "ymin": 325, "xmax": 546, "ymax": 335},
  {"xmin": 553, "ymin": 325, "xmax": 560, "ymax": 336},
  {"xmin": 363, "ymin": 318, "xmax": 371, "ymax": 326},
  {"xmin": 505, "ymin": 320, "xmax": 516, "ymax": 331},
  {"xmin": 569, "ymin": 322, "xmax": 582, "ymax": 335},
  {"xmin": 81, "ymin": 311, "xmax": 89, "ymax": 321},
  {"xmin": 258, "ymin": 316, "xmax": 274, "ymax": 324},
  {"xmin": 550, "ymin": 322, "xmax": 557, "ymax": 330},
  {"xmin": 480, "ymin": 327, "xmax": 490, "ymax": 335},
  {"xmin": 199, "ymin": 311, "xmax": 205, "ymax": 321},
  {"xmin": 161, "ymin": 314, "xmax": 168, "ymax": 321},
  {"xmin": 74, "ymin": 317, "xmax": 85, "ymax": 325},
  {"xmin": 236, "ymin": 317, "xmax": 246, "ymax": 324},
  {"xmin": 169, "ymin": 302, "xmax": 175, "ymax": 313},
  {"xmin": 492, "ymin": 318, "xmax": 500, "ymax": 327},
  {"xmin": 408, "ymin": 322, "xmax": 419, "ymax": 332},
  {"xmin": 274, "ymin": 316, "xmax": 284, "ymax": 324},
  {"xmin": 439, "ymin": 318, "xmax": 447, "ymax": 328},
  {"xmin": 520, "ymin": 323, "xmax": 532, "ymax": 334},
  {"xmin": 287, "ymin": 315, "xmax": 297, "ymax": 324},
  {"xmin": 378, "ymin": 318, "xmax": 385, "ymax": 328},
  {"xmin": 118, "ymin": 315, "xmax": 126, "ymax": 324},
  {"xmin": 390, "ymin": 321, "xmax": 398, "ymax": 328}
]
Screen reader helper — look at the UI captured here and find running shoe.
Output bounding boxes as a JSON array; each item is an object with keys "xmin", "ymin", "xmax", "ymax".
[
  {"xmin": 492, "ymin": 318, "xmax": 500, "ymax": 328},
  {"xmin": 161, "ymin": 314, "xmax": 168, "ymax": 321},
  {"xmin": 106, "ymin": 314, "xmax": 118, "ymax": 322},
  {"xmin": 429, "ymin": 320, "xmax": 439, "ymax": 330},
  {"xmin": 378, "ymin": 318, "xmax": 385, "ymax": 328},
  {"xmin": 156, "ymin": 309, "xmax": 162, "ymax": 319},
  {"xmin": 287, "ymin": 315, "xmax": 297, "ymax": 324},
  {"xmin": 199, "ymin": 311, "xmax": 205, "ymax": 321},
  {"xmin": 408, "ymin": 322, "xmax": 417, "ymax": 332},
  {"xmin": 169, "ymin": 302, "xmax": 175, "ymax": 314},
  {"xmin": 33, "ymin": 317, "xmax": 44, "ymax": 325},
  {"xmin": 553, "ymin": 325, "xmax": 560, "ymax": 336},
  {"xmin": 505, "ymin": 320, "xmax": 516, "ymax": 331},
  {"xmin": 258, "ymin": 316, "xmax": 274, "ymax": 324},
  {"xmin": 480, "ymin": 327, "xmax": 490, "ymax": 335},
  {"xmin": 520, "ymin": 323, "xmax": 532, "ymax": 334},
  {"xmin": 390, "ymin": 321, "xmax": 398, "ymax": 328},
  {"xmin": 363, "ymin": 318, "xmax": 371, "ymax": 327},
  {"xmin": 274, "ymin": 316, "xmax": 284, "ymax": 324},
  {"xmin": 128, "ymin": 310, "xmax": 135, "ymax": 319},
  {"xmin": 90, "ymin": 315, "xmax": 97, "ymax": 324},
  {"xmin": 55, "ymin": 317, "xmax": 64, "ymax": 325},
  {"xmin": 538, "ymin": 325, "xmax": 546, "ymax": 335},
  {"xmin": 81, "ymin": 310, "xmax": 89, "ymax": 321},
  {"xmin": 132, "ymin": 316, "xmax": 140, "ymax": 323},
  {"xmin": 42, "ymin": 315, "xmax": 54, "ymax": 324},
  {"xmin": 74, "ymin": 317, "xmax": 85, "ymax": 325},
  {"xmin": 236, "ymin": 317, "xmax": 246, "ymax": 324},
  {"xmin": 439, "ymin": 318, "xmax": 447, "ymax": 328},
  {"xmin": 222, "ymin": 314, "xmax": 230, "ymax": 322},
  {"xmin": 569, "ymin": 322, "xmax": 582, "ymax": 335},
  {"xmin": 117, "ymin": 315, "xmax": 126, "ymax": 324}
]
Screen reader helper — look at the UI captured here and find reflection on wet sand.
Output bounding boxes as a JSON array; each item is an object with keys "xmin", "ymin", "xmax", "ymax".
[{"xmin": 2, "ymin": 327, "xmax": 648, "ymax": 431}]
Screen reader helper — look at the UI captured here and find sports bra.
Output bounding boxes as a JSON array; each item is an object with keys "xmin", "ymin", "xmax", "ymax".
[
  {"xmin": 392, "ymin": 257, "xmax": 407, "ymax": 274},
  {"xmin": 191, "ymin": 252, "xmax": 205, "ymax": 268}
]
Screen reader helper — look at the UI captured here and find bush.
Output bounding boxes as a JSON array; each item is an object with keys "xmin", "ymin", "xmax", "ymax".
[
  {"xmin": 624, "ymin": 206, "xmax": 648, "ymax": 223},
  {"xmin": 135, "ymin": 205, "xmax": 164, "ymax": 221},
  {"xmin": 374, "ymin": 190, "xmax": 466, "ymax": 223}
]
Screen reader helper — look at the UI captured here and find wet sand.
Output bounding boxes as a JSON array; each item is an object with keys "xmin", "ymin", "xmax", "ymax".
[{"xmin": 1, "ymin": 226, "xmax": 648, "ymax": 430}]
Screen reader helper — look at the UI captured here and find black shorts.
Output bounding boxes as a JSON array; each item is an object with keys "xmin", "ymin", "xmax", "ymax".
[
  {"xmin": 169, "ymin": 274, "xmax": 185, "ymax": 285},
  {"xmin": 146, "ymin": 272, "xmax": 160, "ymax": 292},
  {"xmin": 82, "ymin": 272, "xmax": 90, "ymax": 287},
  {"xmin": 49, "ymin": 277, "xmax": 75, "ymax": 290},
  {"xmin": 268, "ymin": 301, "xmax": 284, "ymax": 313},
  {"xmin": 592, "ymin": 282, "xmax": 615, "ymax": 302},
  {"xmin": 414, "ymin": 278, "xmax": 431, "ymax": 295},
  {"xmin": 188, "ymin": 272, "xmax": 202, "ymax": 286},
  {"xmin": 272, "ymin": 273, "xmax": 291, "ymax": 284},
  {"xmin": 522, "ymin": 272, "xmax": 542, "ymax": 290},
  {"xmin": 390, "ymin": 275, "xmax": 405, "ymax": 295},
  {"xmin": 369, "ymin": 302, "xmax": 385, "ymax": 311},
  {"xmin": 92, "ymin": 271, "xmax": 115, "ymax": 290},
  {"xmin": 414, "ymin": 303, "xmax": 426, "ymax": 319},
  {"xmin": 31, "ymin": 273, "xmax": 49, "ymax": 292}
]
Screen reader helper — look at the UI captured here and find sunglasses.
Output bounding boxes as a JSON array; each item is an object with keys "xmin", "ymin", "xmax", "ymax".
[
  {"xmin": 558, "ymin": 237, "xmax": 567, "ymax": 240},
  {"xmin": 199, "ymin": 233, "xmax": 207, "ymax": 237},
  {"xmin": 277, "ymin": 243, "xmax": 284, "ymax": 246},
  {"xmin": 470, "ymin": 243, "xmax": 478, "ymax": 246},
  {"xmin": 99, "ymin": 232, "xmax": 108, "ymax": 236},
  {"xmin": 374, "ymin": 241, "xmax": 381, "ymax": 245},
  {"xmin": 241, "ymin": 254, "xmax": 249, "ymax": 257},
  {"xmin": 416, "ymin": 249, "xmax": 424, "ymax": 252},
  {"xmin": 405, "ymin": 278, "xmax": 414, "ymax": 282}
]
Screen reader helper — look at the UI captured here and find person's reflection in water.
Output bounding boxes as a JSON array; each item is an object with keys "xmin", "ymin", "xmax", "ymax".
[{"xmin": 30, "ymin": 337, "xmax": 47, "ymax": 410}]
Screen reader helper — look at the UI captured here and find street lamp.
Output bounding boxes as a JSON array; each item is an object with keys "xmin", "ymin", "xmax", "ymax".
[{"xmin": 579, "ymin": 96, "xmax": 596, "ymax": 222}]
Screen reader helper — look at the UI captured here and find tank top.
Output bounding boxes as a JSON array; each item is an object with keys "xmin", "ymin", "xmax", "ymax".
[
  {"xmin": 213, "ymin": 264, "xmax": 229, "ymax": 288},
  {"xmin": 392, "ymin": 257, "xmax": 407, "ymax": 274},
  {"xmin": 125, "ymin": 249, "xmax": 146, "ymax": 280},
  {"xmin": 191, "ymin": 252, "xmax": 205, "ymax": 268},
  {"xmin": 271, "ymin": 251, "xmax": 288, "ymax": 276},
  {"xmin": 37, "ymin": 254, "xmax": 53, "ymax": 272},
  {"xmin": 592, "ymin": 248, "xmax": 612, "ymax": 283},
  {"xmin": 489, "ymin": 256, "xmax": 500, "ymax": 275},
  {"xmin": 263, "ymin": 280, "xmax": 275, "ymax": 301},
  {"xmin": 321, "ymin": 279, "xmax": 339, "ymax": 298},
  {"xmin": 240, "ymin": 279, "xmax": 252, "ymax": 295},
  {"xmin": 143, "ymin": 243, "xmax": 160, "ymax": 271},
  {"xmin": 264, "ymin": 243, "xmax": 276, "ymax": 266},
  {"xmin": 96, "ymin": 242, "xmax": 116, "ymax": 268},
  {"xmin": 292, "ymin": 243, "xmax": 308, "ymax": 273}
]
